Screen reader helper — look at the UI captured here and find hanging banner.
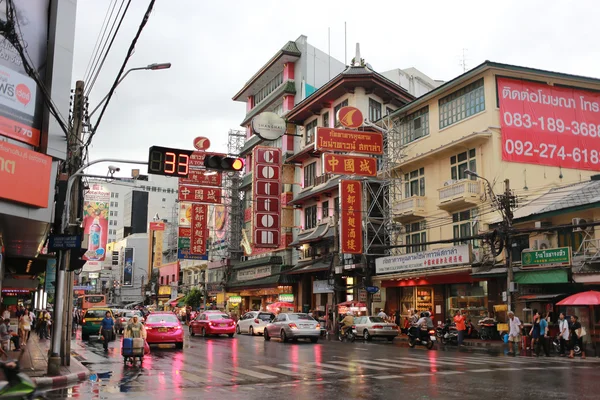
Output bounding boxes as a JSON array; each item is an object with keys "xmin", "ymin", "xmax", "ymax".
[
  {"xmin": 82, "ymin": 184, "xmax": 110, "ymax": 261},
  {"xmin": 44, "ymin": 259, "xmax": 56, "ymax": 294},
  {"xmin": 322, "ymin": 153, "xmax": 377, "ymax": 176},
  {"xmin": 178, "ymin": 185, "xmax": 222, "ymax": 203},
  {"xmin": 123, "ymin": 248, "xmax": 134, "ymax": 286},
  {"xmin": 252, "ymin": 146, "xmax": 281, "ymax": 248},
  {"xmin": 178, "ymin": 202, "xmax": 192, "ymax": 226},
  {"xmin": 316, "ymin": 127, "xmax": 383, "ymax": 155},
  {"xmin": 191, "ymin": 204, "xmax": 208, "ymax": 255},
  {"xmin": 153, "ymin": 230, "xmax": 164, "ymax": 268},
  {"xmin": 499, "ymin": 77, "xmax": 600, "ymax": 171},
  {"xmin": 214, "ymin": 204, "xmax": 227, "ymax": 240},
  {"xmin": 339, "ymin": 180, "xmax": 363, "ymax": 254}
]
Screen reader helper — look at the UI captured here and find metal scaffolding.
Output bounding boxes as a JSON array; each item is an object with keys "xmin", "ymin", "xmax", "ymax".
[{"xmin": 223, "ymin": 129, "xmax": 245, "ymax": 263}]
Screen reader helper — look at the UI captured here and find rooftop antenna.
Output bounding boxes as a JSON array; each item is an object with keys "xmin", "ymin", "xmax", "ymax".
[
  {"xmin": 459, "ymin": 48, "xmax": 468, "ymax": 72},
  {"xmin": 344, "ymin": 22, "xmax": 347, "ymax": 65}
]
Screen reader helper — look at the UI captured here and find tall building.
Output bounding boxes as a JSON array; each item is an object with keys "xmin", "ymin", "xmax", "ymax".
[{"xmin": 381, "ymin": 67, "xmax": 444, "ymax": 97}]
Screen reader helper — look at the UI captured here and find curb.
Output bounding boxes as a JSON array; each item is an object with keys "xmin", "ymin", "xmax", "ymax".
[{"xmin": 31, "ymin": 356, "xmax": 91, "ymax": 389}]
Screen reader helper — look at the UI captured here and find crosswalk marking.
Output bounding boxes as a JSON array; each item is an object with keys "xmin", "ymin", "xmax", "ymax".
[
  {"xmin": 405, "ymin": 372, "xmax": 433, "ymax": 377},
  {"xmin": 209, "ymin": 370, "xmax": 245, "ymax": 381},
  {"xmin": 327, "ymin": 360, "xmax": 391, "ymax": 371},
  {"xmin": 309, "ymin": 362, "xmax": 388, "ymax": 372},
  {"xmin": 375, "ymin": 358, "xmax": 431, "ymax": 368},
  {"xmin": 358, "ymin": 359, "xmax": 415, "ymax": 369},
  {"xmin": 436, "ymin": 371, "xmax": 463, "ymax": 375},
  {"xmin": 279, "ymin": 364, "xmax": 336, "ymax": 374},
  {"xmin": 468, "ymin": 369, "xmax": 494, "ymax": 373},
  {"xmin": 495, "ymin": 367, "xmax": 520, "ymax": 371},
  {"xmin": 233, "ymin": 367, "xmax": 276, "ymax": 379},
  {"xmin": 180, "ymin": 371, "xmax": 210, "ymax": 384},
  {"xmin": 255, "ymin": 365, "xmax": 302, "ymax": 377},
  {"xmin": 374, "ymin": 375, "xmax": 405, "ymax": 380},
  {"xmin": 394, "ymin": 356, "xmax": 458, "ymax": 366}
]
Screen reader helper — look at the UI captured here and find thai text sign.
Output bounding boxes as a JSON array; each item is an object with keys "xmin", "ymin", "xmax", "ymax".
[
  {"xmin": 339, "ymin": 180, "xmax": 363, "ymax": 254},
  {"xmin": 253, "ymin": 146, "xmax": 281, "ymax": 248},
  {"xmin": 322, "ymin": 153, "xmax": 377, "ymax": 176},
  {"xmin": 375, "ymin": 245, "xmax": 471, "ymax": 274},
  {"xmin": 179, "ymin": 169, "xmax": 222, "ymax": 186},
  {"xmin": 499, "ymin": 77, "xmax": 600, "ymax": 171},
  {"xmin": 521, "ymin": 247, "xmax": 571, "ymax": 268},
  {"xmin": 316, "ymin": 127, "xmax": 383, "ymax": 155},
  {"xmin": 191, "ymin": 204, "xmax": 208, "ymax": 255},
  {"xmin": 178, "ymin": 184, "xmax": 222, "ymax": 203},
  {"xmin": 237, "ymin": 265, "xmax": 272, "ymax": 281}
]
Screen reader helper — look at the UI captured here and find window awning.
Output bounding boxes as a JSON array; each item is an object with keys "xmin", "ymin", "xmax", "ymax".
[
  {"xmin": 169, "ymin": 295, "xmax": 185, "ymax": 307},
  {"xmin": 289, "ymin": 224, "xmax": 333, "ymax": 246},
  {"xmin": 518, "ymin": 293, "xmax": 566, "ymax": 301},
  {"xmin": 514, "ymin": 269, "xmax": 569, "ymax": 284}
]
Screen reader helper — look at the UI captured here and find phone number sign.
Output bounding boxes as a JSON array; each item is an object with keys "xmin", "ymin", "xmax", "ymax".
[{"xmin": 499, "ymin": 77, "xmax": 600, "ymax": 171}]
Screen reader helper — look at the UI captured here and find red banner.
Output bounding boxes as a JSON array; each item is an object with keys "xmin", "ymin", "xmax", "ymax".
[
  {"xmin": 178, "ymin": 227, "xmax": 191, "ymax": 237},
  {"xmin": 149, "ymin": 222, "xmax": 165, "ymax": 231},
  {"xmin": 499, "ymin": 77, "xmax": 600, "ymax": 171},
  {"xmin": 179, "ymin": 169, "xmax": 222, "ymax": 186},
  {"xmin": 322, "ymin": 153, "xmax": 377, "ymax": 176},
  {"xmin": 253, "ymin": 146, "xmax": 281, "ymax": 248},
  {"xmin": 178, "ymin": 185, "xmax": 222, "ymax": 203},
  {"xmin": 191, "ymin": 204, "xmax": 208, "ymax": 255},
  {"xmin": 316, "ymin": 127, "xmax": 383, "ymax": 155},
  {"xmin": 339, "ymin": 180, "xmax": 363, "ymax": 254}
]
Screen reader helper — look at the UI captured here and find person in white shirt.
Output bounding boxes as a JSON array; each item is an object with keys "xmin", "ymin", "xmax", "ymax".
[
  {"xmin": 2, "ymin": 309, "xmax": 10, "ymax": 321},
  {"xmin": 377, "ymin": 309, "xmax": 388, "ymax": 320},
  {"xmin": 558, "ymin": 312, "xmax": 570, "ymax": 357},
  {"xmin": 507, "ymin": 311, "xmax": 523, "ymax": 355}
]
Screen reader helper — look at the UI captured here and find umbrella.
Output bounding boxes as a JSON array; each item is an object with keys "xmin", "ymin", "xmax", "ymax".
[
  {"xmin": 556, "ymin": 290, "xmax": 600, "ymax": 305},
  {"xmin": 266, "ymin": 302, "xmax": 295, "ymax": 311}
]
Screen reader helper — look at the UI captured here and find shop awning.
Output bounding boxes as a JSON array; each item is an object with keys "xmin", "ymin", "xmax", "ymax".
[
  {"xmin": 169, "ymin": 295, "xmax": 185, "ymax": 307},
  {"xmin": 289, "ymin": 255, "xmax": 332, "ymax": 274},
  {"xmin": 289, "ymin": 224, "xmax": 332, "ymax": 246},
  {"xmin": 514, "ymin": 269, "xmax": 569, "ymax": 284},
  {"xmin": 518, "ymin": 293, "xmax": 566, "ymax": 301},
  {"xmin": 227, "ymin": 265, "xmax": 292, "ymax": 289},
  {"xmin": 471, "ymin": 266, "xmax": 510, "ymax": 279}
]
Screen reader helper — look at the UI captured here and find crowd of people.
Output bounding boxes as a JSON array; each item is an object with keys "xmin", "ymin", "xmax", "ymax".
[{"xmin": 0, "ymin": 306, "xmax": 53, "ymax": 356}]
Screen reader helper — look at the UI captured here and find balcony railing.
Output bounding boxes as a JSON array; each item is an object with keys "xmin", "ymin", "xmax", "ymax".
[
  {"xmin": 314, "ymin": 173, "xmax": 332, "ymax": 186},
  {"xmin": 437, "ymin": 179, "xmax": 482, "ymax": 211},
  {"xmin": 393, "ymin": 196, "xmax": 426, "ymax": 222}
]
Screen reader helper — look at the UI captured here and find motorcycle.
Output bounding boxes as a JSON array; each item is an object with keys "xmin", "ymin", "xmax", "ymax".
[
  {"xmin": 337, "ymin": 324, "xmax": 356, "ymax": 342},
  {"xmin": 0, "ymin": 360, "xmax": 46, "ymax": 400},
  {"xmin": 552, "ymin": 334, "xmax": 581, "ymax": 356},
  {"xmin": 408, "ymin": 326, "xmax": 435, "ymax": 350},
  {"xmin": 436, "ymin": 322, "xmax": 458, "ymax": 345}
]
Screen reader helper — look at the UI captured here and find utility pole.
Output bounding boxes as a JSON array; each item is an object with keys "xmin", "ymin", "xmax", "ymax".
[{"xmin": 501, "ymin": 179, "xmax": 515, "ymax": 311}]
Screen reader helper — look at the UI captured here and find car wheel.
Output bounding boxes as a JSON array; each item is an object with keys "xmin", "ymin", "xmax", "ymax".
[
  {"xmin": 264, "ymin": 329, "xmax": 271, "ymax": 341},
  {"xmin": 364, "ymin": 330, "xmax": 372, "ymax": 341},
  {"xmin": 189, "ymin": 327, "xmax": 195, "ymax": 337},
  {"xmin": 228, "ymin": 333, "xmax": 234, "ymax": 338},
  {"xmin": 281, "ymin": 330, "xmax": 288, "ymax": 343},
  {"xmin": 176, "ymin": 342, "xmax": 184, "ymax": 349},
  {"xmin": 249, "ymin": 326, "xmax": 254, "ymax": 336},
  {"xmin": 202, "ymin": 328, "xmax": 207, "ymax": 337},
  {"xmin": 310, "ymin": 337, "xmax": 318, "ymax": 343},
  {"xmin": 427, "ymin": 340, "xmax": 435, "ymax": 350},
  {"xmin": 236, "ymin": 325, "xmax": 241, "ymax": 334}
]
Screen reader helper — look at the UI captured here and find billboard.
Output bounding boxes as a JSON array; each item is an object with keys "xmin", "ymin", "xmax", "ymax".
[
  {"xmin": 83, "ymin": 184, "xmax": 110, "ymax": 261},
  {"xmin": 44, "ymin": 259, "xmax": 56, "ymax": 294},
  {"xmin": 316, "ymin": 127, "xmax": 383, "ymax": 155},
  {"xmin": 191, "ymin": 204, "xmax": 208, "ymax": 255},
  {"xmin": 339, "ymin": 180, "xmax": 363, "ymax": 254},
  {"xmin": 123, "ymin": 248, "xmax": 134, "ymax": 287},
  {"xmin": 0, "ymin": 1, "xmax": 49, "ymax": 147},
  {"xmin": 499, "ymin": 77, "xmax": 600, "ymax": 171},
  {"xmin": 252, "ymin": 146, "xmax": 281, "ymax": 248},
  {"xmin": 375, "ymin": 245, "xmax": 470, "ymax": 274},
  {"xmin": 322, "ymin": 153, "xmax": 377, "ymax": 177}
]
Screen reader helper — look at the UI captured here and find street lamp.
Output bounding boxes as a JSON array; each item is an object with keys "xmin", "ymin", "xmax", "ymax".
[{"xmin": 89, "ymin": 62, "xmax": 172, "ymax": 117}]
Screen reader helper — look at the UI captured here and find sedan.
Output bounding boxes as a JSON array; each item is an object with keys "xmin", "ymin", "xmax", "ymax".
[
  {"xmin": 236, "ymin": 311, "xmax": 275, "ymax": 336},
  {"xmin": 190, "ymin": 313, "xmax": 235, "ymax": 338},
  {"xmin": 115, "ymin": 310, "xmax": 143, "ymax": 334},
  {"xmin": 353, "ymin": 316, "xmax": 399, "ymax": 341},
  {"xmin": 263, "ymin": 313, "xmax": 320, "ymax": 343},
  {"xmin": 144, "ymin": 312, "xmax": 184, "ymax": 349}
]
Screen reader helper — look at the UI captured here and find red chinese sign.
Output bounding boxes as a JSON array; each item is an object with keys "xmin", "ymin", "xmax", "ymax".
[
  {"xmin": 178, "ymin": 185, "xmax": 222, "ymax": 203},
  {"xmin": 322, "ymin": 153, "xmax": 377, "ymax": 177},
  {"xmin": 253, "ymin": 146, "xmax": 281, "ymax": 248},
  {"xmin": 499, "ymin": 77, "xmax": 600, "ymax": 171},
  {"xmin": 149, "ymin": 222, "xmax": 165, "ymax": 231},
  {"xmin": 178, "ymin": 227, "xmax": 191, "ymax": 237},
  {"xmin": 191, "ymin": 204, "xmax": 208, "ymax": 254},
  {"xmin": 316, "ymin": 127, "xmax": 383, "ymax": 155},
  {"xmin": 179, "ymin": 169, "xmax": 222, "ymax": 186},
  {"xmin": 337, "ymin": 106, "xmax": 363, "ymax": 129},
  {"xmin": 339, "ymin": 180, "xmax": 363, "ymax": 254}
]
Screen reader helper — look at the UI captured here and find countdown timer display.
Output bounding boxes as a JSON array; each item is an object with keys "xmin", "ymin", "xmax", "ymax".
[{"xmin": 147, "ymin": 146, "xmax": 194, "ymax": 177}]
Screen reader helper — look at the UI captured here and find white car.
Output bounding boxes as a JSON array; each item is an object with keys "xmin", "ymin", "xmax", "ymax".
[{"xmin": 236, "ymin": 311, "xmax": 275, "ymax": 336}]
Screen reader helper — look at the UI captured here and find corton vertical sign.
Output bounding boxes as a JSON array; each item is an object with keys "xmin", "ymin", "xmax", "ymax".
[{"xmin": 252, "ymin": 147, "xmax": 281, "ymax": 248}]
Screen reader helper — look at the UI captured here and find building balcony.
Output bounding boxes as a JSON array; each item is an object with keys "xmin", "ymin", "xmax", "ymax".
[
  {"xmin": 437, "ymin": 179, "xmax": 483, "ymax": 212},
  {"xmin": 393, "ymin": 196, "xmax": 426, "ymax": 223},
  {"xmin": 314, "ymin": 173, "xmax": 333, "ymax": 186}
]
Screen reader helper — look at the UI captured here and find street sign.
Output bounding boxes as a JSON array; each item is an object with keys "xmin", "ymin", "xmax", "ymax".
[
  {"xmin": 178, "ymin": 185, "xmax": 222, "ymax": 203},
  {"xmin": 521, "ymin": 247, "xmax": 571, "ymax": 268},
  {"xmin": 73, "ymin": 285, "xmax": 93, "ymax": 291},
  {"xmin": 365, "ymin": 286, "xmax": 380, "ymax": 294},
  {"xmin": 48, "ymin": 234, "xmax": 81, "ymax": 251},
  {"xmin": 322, "ymin": 153, "xmax": 377, "ymax": 177},
  {"xmin": 178, "ymin": 237, "xmax": 190, "ymax": 248}
]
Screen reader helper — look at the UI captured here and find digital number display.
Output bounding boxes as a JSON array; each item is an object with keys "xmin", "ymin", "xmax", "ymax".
[{"xmin": 147, "ymin": 146, "xmax": 194, "ymax": 177}]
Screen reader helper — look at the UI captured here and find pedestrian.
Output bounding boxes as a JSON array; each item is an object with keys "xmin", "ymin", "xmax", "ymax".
[
  {"xmin": 99, "ymin": 311, "xmax": 114, "ymax": 352},
  {"xmin": 507, "ymin": 311, "xmax": 522, "ymax": 355},
  {"xmin": 38, "ymin": 310, "xmax": 50, "ymax": 340},
  {"xmin": 29, "ymin": 309, "xmax": 36, "ymax": 333},
  {"xmin": 18, "ymin": 310, "xmax": 30, "ymax": 346},
  {"xmin": 72, "ymin": 308, "xmax": 80, "ymax": 333},
  {"xmin": 558, "ymin": 313, "xmax": 569, "ymax": 357},
  {"xmin": 124, "ymin": 316, "xmax": 146, "ymax": 339},
  {"xmin": 1, "ymin": 308, "xmax": 9, "ymax": 321},
  {"xmin": 453, "ymin": 310, "xmax": 466, "ymax": 346},
  {"xmin": 529, "ymin": 312, "xmax": 541, "ymax": 355},
  {"xmin": 568, "ymin": 315, "xmax": 586, "ymax": 359},
  {"xmin": 536, "ymin": 312, "xmax": 550, "ymax": 356},
  {"xmin": 394, "ymin": 309, "xmax": 401, "ymax": 327},
  {"xmin": 377, "ymin": 308, "xmax": 388, "ymax": 320},
  {"xmin": 0, "ymin": 318, "xmax": 20, "ymax": 350}
]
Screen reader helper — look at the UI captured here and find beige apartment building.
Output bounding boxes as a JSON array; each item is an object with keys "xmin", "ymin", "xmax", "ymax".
[{"xmin": 373, "ymin": 61, "xmax": 600, "ymax": 327}]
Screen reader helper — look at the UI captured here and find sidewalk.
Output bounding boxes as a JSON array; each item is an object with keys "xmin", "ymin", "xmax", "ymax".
[
  {"xmin": 2, "ymin": 332, "xmax": 90, "ymax": 389},
  {"xmin": 394, "ymin": 334, "xmax": 507, "ymax": 350}
]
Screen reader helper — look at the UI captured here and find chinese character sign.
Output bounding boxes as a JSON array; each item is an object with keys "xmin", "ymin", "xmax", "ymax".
[
  {"xmin": 191, "ymin": 204, "xmax": 208, "ymax": 255},
  {"xmin": 179, "ymin": 169, "xmax": 222, "ymax": 186},
  {"xmin": 253, "ymin": 146, "xmax": 281, "ymax": 248},
  {"xmin": 339, "ymin": 180, "xmax": 363, "ymax": 254},
  {"xmin": 322, "ymin": 153, "xmax": 377, "ymax": 177},
  {"xmin": 178, "ymin": 185, "xmax": 222, "ymax": 203}
]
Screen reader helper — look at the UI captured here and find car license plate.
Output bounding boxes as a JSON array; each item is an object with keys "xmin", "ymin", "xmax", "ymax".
[
  {"xmin": 159, "ymin": 328, "xmax": 167, "ymax": 333},
  {"xmin": 430, "ymin": 335, "xmax": 436, "ymax": 341},
  {"xmin": 384, "ymin": 326, "xmax": 392, "ymax": 330},
  {"xmin": 300, "ymin": 324, "xmax": 311, "ymax": 328},
  {"xmin": 220, "ymin": 323, "xmax": 227, "ymax": 327}
]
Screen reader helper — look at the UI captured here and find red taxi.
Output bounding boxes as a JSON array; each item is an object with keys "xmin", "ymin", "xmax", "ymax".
[
  {"xmin": 144, "ymin": 312, "xmax": 184, "ymax": 349},
  {"xmin": 190, "ymin": 312, "xmax": 235, "ymax": 338}
]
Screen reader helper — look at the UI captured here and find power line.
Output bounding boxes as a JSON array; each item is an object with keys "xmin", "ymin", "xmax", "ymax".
[{"xmin": 83, "ymin": 0, "xmax": 118, "ymax": 84}]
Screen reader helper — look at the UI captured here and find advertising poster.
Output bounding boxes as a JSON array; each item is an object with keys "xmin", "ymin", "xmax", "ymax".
[
  {"xmin": 82, "ymin": 184, "xmax": 110, "ymax": 261},
  {"xmin": 123, "ymin": 248, "xmax": 134, "ymax": 287},
  {"xmin": 0, "ymin": 1, "xmax": 49, "ymax": 147},
  {"xmin": 44, "ymin": 258, "xmax": 56, "ymax": 294}
]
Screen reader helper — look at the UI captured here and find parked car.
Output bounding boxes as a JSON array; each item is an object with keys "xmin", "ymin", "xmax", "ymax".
[
  {"xmin": 352, "ymin": 316, "xmax": 399, "ymax": 341},
  {"xmin": 81, "ymin": 307, "xmax": 115, "ymax": 341},
  {"xmin": 189, "ymin": 312, "xmax": 235, "ymax": 338},
  {"xmin": 115, "ymin": 310, "xmax": 144, "ymax": 334},
  {"xmin": 236, "ymin": 311, "xmax": 275, "ymax": 336},
  {"xmin": 144, "ymin": 312, "xmax": 184, "ymax": 349},
  {"xmin": 263, "ymin": 313, "xmax": 320, "ymax": 343}
]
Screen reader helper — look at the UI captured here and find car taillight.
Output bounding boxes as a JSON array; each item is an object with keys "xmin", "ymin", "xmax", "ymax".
[
  {"xmin": 175, "ymin": 326, "xmax": 181, "ymax": 330},
  {"xmin": 146, "ymin": 326, "xmax": 152, "ymax": 330},
  {"xmin": 254, "ymin": 319, "xmax": 260, "ymax": 324},
  {"xmin": 209, "ymin": 322, "xmax": 215, "ymax": 327},
  {"xmin": 288, "ymin": 323, "xmax": 298, "ymax": 329},
  {"xmin": 351, "ymin": 325, "xmax": 356, "ymax": 329},
  {"xmin": 428, "ymin": 330, "xmax": 435, "ymax": 335},
  {"xmin": 392, "ymin": 324, "xmax": 398, "ymax": 330},
  {"xmin": 82, "ymin": 318, "xmax": 85, "ymax": 324},
  {"xmin": 373, "ymin": 325, "xmax": 384, "ymax": 329},
  {"xmin": 315, "ymin": 324, "xmax": 320, "ymax": 330}
]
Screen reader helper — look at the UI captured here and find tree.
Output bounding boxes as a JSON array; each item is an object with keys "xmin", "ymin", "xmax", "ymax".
[{"xmin": 184, "ymin": 288, "xmax": 202, "ymax": 308}]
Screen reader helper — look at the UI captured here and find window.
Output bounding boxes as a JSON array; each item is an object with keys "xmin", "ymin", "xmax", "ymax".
[
  {"xmin": 110, "ymin": 202, "xmax": 114, "ymax": 207},
  {"xmin": 399, "ymin": 106, "xmax": 429, "ymax": 144},
  {"xmin": 334, "ymin": 197, "xmax": 339, "ymax": 216},
  {"xmin": 322, "ymin": 200, "xmax": 329, "ymax": 218},
  {"xmin": 404, "ymin": 168, "xmax": 425, "ymax": 198},
  {"xmin": 439, "ymin": 78, "xmax": 485, "ymax": 129},
  {"xmin": 450, "ymin": 149, "xmax": 477, "ymax": 181},
  {"xmin": 322, "ymin": 111, "xmax": 330, "ymax": 128},
  {"xmin": 114, "ymin": 211, "xmax": 118, "ymax": 217},
  {"xmin": 369, "ymin": 98, "xmax": 382, "ymax": 122},
  {"xmin": 253, "ymin": 71, "xmax": 283, "ymax": 106},
  {"xmin": 304, "ymin": 205, "xmax": 317, "ymax": 229},
  {"xmin": 405, "ymin": 221, "xmax": 426, "ymax": 253},
  {"xmin": 114, "ymin": 193, "xmax": 118, "ymax": 198},
  {"xmin": 110, "ymin": 211, "xmax": 113, "ymax": 216},
  {"xmin": 303, "ymin": 162, "xmax": 316, "ymax": 188},
  {"xmin": 305, "ymin": 119, "xmax": 317, "ymax": 146},
  {"xmin": 334, "ymin": 99, "xmax": 348, "ymax": 127},
  {"xmin": 162, "ymin": 198, "xmax": 166, "ymax": 202},
  {"xmin": 558, "ymin": 229, "xmax": 584, "ymax": 254},
  {"xmin": 453, "ymin": 209, "xmax": 478, "ymax": 246},
  {"xmin": 273, "ymin": 103, "xmax": 284, "ymax": 116},
  {"xmin": 110, "ymin": 193, "xmax": 114, "ymax": 198}
]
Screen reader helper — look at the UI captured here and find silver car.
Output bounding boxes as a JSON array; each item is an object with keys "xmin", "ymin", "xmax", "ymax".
[
  {"xmin": 236, "ymin": 311, "xmax": 275, "ymax": 335},
  {"xmin": 353, "ymin": 316, "xmax": 399, "ymax": 341},
  {"xmin": 263, "ymin": 313, "xmax": 320, "ymax": 343}
]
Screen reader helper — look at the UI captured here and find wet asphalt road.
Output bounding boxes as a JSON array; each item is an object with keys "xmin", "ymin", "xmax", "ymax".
[{"xmin": 44, "ymin": 328, "xmax": 600, "ymax": 400}]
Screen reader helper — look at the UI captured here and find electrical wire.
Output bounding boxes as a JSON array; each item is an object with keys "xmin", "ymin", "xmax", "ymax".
[{"xmin": 83, "ymin": 0, "xmax": 117, "ymax": 85}]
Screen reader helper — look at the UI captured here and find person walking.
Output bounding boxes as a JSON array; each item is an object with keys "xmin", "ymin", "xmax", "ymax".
[
  {"xmin": 28, "ymin": 309, "xmax": 36, "ymax": 334},
  {"xmin": 453, "ymin": 310, "xmax": 466, "ymax": 346},
  {"xmin": 72, "ymin": 308, "xmax": 80, "ymax": 334},
  {"xmin": 569, "ymin": 315, "xmax": 586, "ymax": 359},
  {"xmin": 377, "ymin": 308, "xmax": 388, "ymax": 320},
  {"xmin": 99, "ymin": 311, "xmax": 114, "ymax": 352},
  {"xmin": 507, "ymin": 311, "xmax": 523, "ymax": 355},
  {"xmin": 529, "ymin": 312, "xmax": 541, "ymax": 355},
  {"xmin": 536, "ymin": 312, "xmax": 550, "ymax": 357},
  {"xmin": 394, "ymin": 309, "xmax": 401, "ymax": 327},
  {"xmin": 124, "ymin": 316, "xmax": 146, "ymax": 339},
  {"xmin": 18, "ymin": 311, "xmax": 31, "ymax": 346},
  {"xmin": 558, "ymin": 313, "xmax": 569, "ymax": 357}
]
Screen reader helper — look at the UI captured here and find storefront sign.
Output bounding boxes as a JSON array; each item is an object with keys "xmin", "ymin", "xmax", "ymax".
[
  {"xmin": 73, "ymin": 285, "xmax": 93, "ymax": 291},
  {"xmin": 83, "ymin": 184, "xmax": 110, "ymax": 261},
  {"xmin": 158, "ymin": 285, "xmax": 171, "ymax": 296},
  {"xmin": 178, "ymin": 237, "xmax": 190, "ymax": 248},
  {"xmin": 191, "ymin": 204, "xmax": 208, "ymax": 255},
  {"xmin": 179, "ymin": 169, "xmax": 222, "ymax": 186},
  {"xmin": 316, "ymin": 127, "xmax": 383, "ymax": 155},
  {"xmin": 88, "ymin": 272, "xmax": 99, "ymax": 279},
  {"xmin": 193, "ymin": 136, "xmax": 211, "ymax": 151},
  {"xmin": 340, "ymin": 180, "xmax": 363, "ymax": 254},
  {"xmin": 253, "ymin": 147, "xmax": 281, "ymax": 248},
  {"xmin": 179, "ymin": 227, "xmax": 191, "ymax": 237},
  {"xmin": 228, "ymin": 295, "xmax": 242, "ymax": 304},
  {"xmin": 278, "ymin": 294, "xmax": 294, "ymax": 303},
  {"xmin": 237, "ymin": 265, "xmax": 272, "ymax": 281},
  {"xmin": 499, "ymin": 77, "xmax": 600, "ymax": 171},
  {"xmin": 521, "ymin": 246, "xmax": 571, "ymax": 268},
  {"xmin": 313, "ymin": 280, "xmax": 334, "ymax": 294},
  {"xmin": 322, "ymin": 153, "xmax": 377, "ymax": 177},
  {"xmin": 0, "ymin": 140, "xmax": 52, "ymax": 207},
  {"xmin": 48, "ymin": 234, "xmax": 81, "ymax": 250},
  {"xmin": 252, "ymin": 112, "xmax": 286, "ymax": 140},
  {"xmin": 207, "ymin": 282, "xmax": 223, "ymax": 295},
  {"xmin": 178, "ymin": 185, "xmax": 222, "ymax": 203},
  {"xmin": 149, "ymin": 222, "xmax": 165, "ymax": 231},
  {"xmin": 153, "ymin": 229, "xmax": 163, "ymax": 268},
  {"xmin": 375, "ymin": 245, "xmax": 471, "ymax": 274},
  {"xmin": 177, "ymin": 248, "xmax": 208, "ymax": 261},
  {"xmin": 337, "ymin": 106, "xmax": 363, "ymax": 129}
]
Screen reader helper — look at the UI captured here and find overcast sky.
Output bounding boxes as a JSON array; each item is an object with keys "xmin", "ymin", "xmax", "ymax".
[{"xmin": 73, "ymin": 0, "xmax": 599, "ymax": 176}]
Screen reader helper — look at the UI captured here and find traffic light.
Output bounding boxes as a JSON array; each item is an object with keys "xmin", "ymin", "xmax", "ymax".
[
  {"xmin": 203, "ymin": 155, "xmax": 244, "ymax": 171},
  {"xmin": 68, "ymin": 248, "xmax": 87, "ymax": 272}
]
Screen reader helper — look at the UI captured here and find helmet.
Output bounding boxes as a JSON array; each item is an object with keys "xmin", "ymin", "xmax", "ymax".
[
  {"xmin": 425, "ymin": 311, "xmax": 431, "ymax": 317},
  {"xmin": 420, "ymin": 312, "xmax": 426, "ymax": 318},
  {"xmin": 346, "ymin": 311, "xmax": 353, "ymax": 316}
]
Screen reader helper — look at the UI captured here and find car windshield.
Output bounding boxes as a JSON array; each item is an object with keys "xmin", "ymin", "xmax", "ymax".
[
  {"xmin": 124, "ymin": 311, "xmax": 141, "ymax": 318},
  {"xmin": 146, "ymin": 314, "xmax": 178, "ymax": 324},
  {"xmin": 85, "ymin": 310, "xmax": 108, "ymax": 318},
  {"xmin": 289, "ymin": 314, "xmax": 314, "ymax": 321},
  {"xmin": 369, "ymin": 317, "xmax": 385, "ymax": 323},
  {"xmin": 208, "ymin": 314, "xmax": 230, "ymax": 320},
  {"xmin": 257, "ymin": 313, "xmax": 274, "ymax": 321}
]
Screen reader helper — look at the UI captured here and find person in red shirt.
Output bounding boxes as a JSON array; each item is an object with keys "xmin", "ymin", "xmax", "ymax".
[{"xmin": 453, "ymin": 310, "xmax": 466, "ymax": 346}]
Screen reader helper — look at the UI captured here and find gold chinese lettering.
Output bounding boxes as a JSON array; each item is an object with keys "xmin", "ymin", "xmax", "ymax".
[
  {"xmin": 327, "ymin": 155, "xmax": 340, "ymax": 170},
  {"xmin": 360, "ymin": 159, "xmax": 373, "ymax": 175},
  {"xmin": 347, "ymin": 184, "xmax": 356, "ymax": 194},
  {"xmin": 348, "ymin": 217, "xmax": 356, "ymax": 228},
  {"xmin": 346, "ymin": 239, "xmax": 356, "ymax": 250},
  {"xmin": 344, "ymin": 158, "xmax": 355, "ymax": 172}
]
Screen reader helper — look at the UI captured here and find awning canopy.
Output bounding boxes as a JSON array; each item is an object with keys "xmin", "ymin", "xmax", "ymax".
[
  {"xmin": 514, "ymin": 269, "xmax": 569, "ymax": 284},
  {"xmin": 518, "ymin": 293, "xmax": 566, "ymax": 301},
  {"xmin": 169, "ymin": 295, "xmax": 185, "ymax": 307},
  {"xmin": 289, "ymin": 224, "xmax": 334, "ymax": 247}
]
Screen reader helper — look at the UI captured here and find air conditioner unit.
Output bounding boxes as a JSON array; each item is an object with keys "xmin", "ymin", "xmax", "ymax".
[
  {"xmin": 572, "ymin": 217, "xmax": 593, "ymax": 232},
  {"xmin": 532, "ymin": 239, "xmax": 551, "ymax": 250},
  {"xmin": 444, "ymin": 179, "xmax": 458, "ymax": 186},
  {"xmin": 534, "ymin": 221, "xmax": 552, "ymax": 229}
]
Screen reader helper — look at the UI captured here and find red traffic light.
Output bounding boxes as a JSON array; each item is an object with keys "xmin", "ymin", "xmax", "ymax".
[{"xmin": 204, "ymin": 155, "xmax": 245, "ymax": 171}]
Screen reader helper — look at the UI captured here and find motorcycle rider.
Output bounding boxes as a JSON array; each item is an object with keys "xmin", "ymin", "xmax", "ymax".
[
  {"xmin": 340, "ymin": 312, "xmax": 355, "ymax": 336},
  {"xmin": 414, "ymin": 312, "xmax": 430, "ymax": 341}
]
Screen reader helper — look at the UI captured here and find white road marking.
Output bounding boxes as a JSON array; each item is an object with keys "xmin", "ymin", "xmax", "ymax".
[
  {"xmin": 468, "ymin": 369, "xmax": 494, "ymax": 373},
  {"xmin": 279, "ymin": 364, "xmax": 336, "ymax": 374},
  {"xmin": 374, "ymin": 375, "xmax": 405, "ymax": 380},
  {"xmin": 394, "ymin": 356, "xmax": 458, "ymax": 366},
  {"xmin": 436, "ymin": 371, "xmax": 464, "ymax": 375},
  {"xmin": 255, "ymin": 365, "xmax": 302, "ymax": 377},
  {"xmin": 320, "ymin": 361, "xmax": 390, "ymax": 371},
  {"xmin": 356, "ymin": 359, "xmax": 414, "ymax": 369},
  {"xmin": 180, "ymin": 371, "xmax": 210, "ymax": 383},
  {"xmin": 234, "ymin": 367, "xmax": 277, "ymax": 379},
  {"xmin": 404, "ymin": 372, "xmax": 433, "ymax": 377}
]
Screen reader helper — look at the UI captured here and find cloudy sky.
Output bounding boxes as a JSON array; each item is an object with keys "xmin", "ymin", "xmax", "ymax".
[{"xmin": 73, "ymin": 0, "xmax": 598, "ymax": 175}]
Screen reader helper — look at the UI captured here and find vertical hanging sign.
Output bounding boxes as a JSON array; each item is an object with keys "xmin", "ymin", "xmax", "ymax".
[
  {"xmin": 191, "ymin": 204, "xmax": 208, "ymax": 255},
  {"xmin": 252, "ymin": 146, "xmax": 281, "ymax": 248},
  {"xmin": 339, "ymin": 180, "xmax": 363, "ymax": 254}
]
